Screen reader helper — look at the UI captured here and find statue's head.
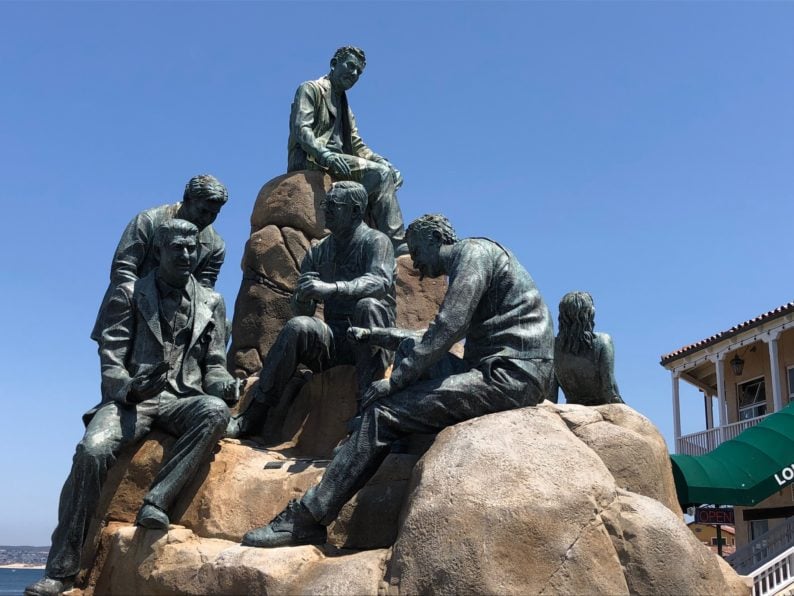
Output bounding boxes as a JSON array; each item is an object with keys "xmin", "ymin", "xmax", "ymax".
[
  {"xmin": 557, "ymin": 291, "xmax": 595, "ymax": 354},
  {"xmin": 180, "ymin": 174, "xmax": 228, "ymax": 230},
  {"xmin": 329, "ymin": 46, "xmax": 366, "ymax": 92},
  {"xmin": 406, "ymin": 214, "xmax": 458, "ymax": 280},
  {"xmin": 154, "ymin": 219, "xmax": 199, "ymax": 288},
  {"xmin": 323, "ymin": 181, "xmax": 368, "ymax": 234}
]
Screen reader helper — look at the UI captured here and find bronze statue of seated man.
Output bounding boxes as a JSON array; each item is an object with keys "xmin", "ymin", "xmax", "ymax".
[
  {"xmin": 240, "ymin": 213, "xmax": 554, "ymax": 548},
  {"xmin": 287, "ymin": 46, "xmax": 407, "ymax": 256},
  {"xmin": 226, "ymin": 181, "xmax": 396, "ymax": 439},
  {"xmin": 26, "ymin": 220, "xmax": 238, "ymax": 596}
]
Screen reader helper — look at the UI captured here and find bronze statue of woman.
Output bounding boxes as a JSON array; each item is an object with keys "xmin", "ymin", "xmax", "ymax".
[{"xmin": 552, "ymin": 291, "xmax": 624, "ymax": 406}]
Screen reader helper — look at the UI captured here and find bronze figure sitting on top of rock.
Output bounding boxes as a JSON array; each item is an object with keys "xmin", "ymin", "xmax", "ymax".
[
  {"xmin": 288, "ymin": 46, "xmax": 407, "ymax": 256},
  {"xmin": 551, "ymin": 290, "xmax": 624, "ymax": 405},
  {"xmin": 26, "ymin": 220, "xmax": 239, "ymax": 596},
  {"xmin": 241, "ymin": 213, "xmax": 555, "ymax": 548},
  {"xmin": 226, "ymin": 181, "xmax": 396, "ymax": 439}
]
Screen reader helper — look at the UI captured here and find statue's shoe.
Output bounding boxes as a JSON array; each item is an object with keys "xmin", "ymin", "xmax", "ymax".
[
  {"xmin": 225, "ymin": 415, "xmax": 246, "ymax": 439},
  {"xmin": 242, "ymin": 499, "xmax": 326, "ymax": 548},
  {"xmin": 24, "ymin": 576, "xmax": 71, "ymax": 596},
  {"xmin": 135, "ymin": 503, "xmax": 170, "ymax": 530}
]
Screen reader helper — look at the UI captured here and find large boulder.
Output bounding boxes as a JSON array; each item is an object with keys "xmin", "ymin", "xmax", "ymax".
[
  {"xmin": 76, "ymin": 402, "xmax": 747, "ymax": 595},
  {"xmin": 228, "ymin": 171, "xmax": 447, "ymax": 377},
  {"xmin": 384, "ymin": 405, "xmax": 742, "ymax": 595}
]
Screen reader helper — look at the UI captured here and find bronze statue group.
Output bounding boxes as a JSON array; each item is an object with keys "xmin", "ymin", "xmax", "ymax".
[{"xmin": 26, "ymin": 47, "xmax": 623, "ymax": 596}]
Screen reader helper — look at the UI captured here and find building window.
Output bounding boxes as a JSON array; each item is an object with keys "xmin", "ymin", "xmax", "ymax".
[
  {"xmin": 750, "ymin": 519, "xmax": 769, "ymax": 541},
  {"xmin": 738, "ymin": 378, "xmax": 767, "ymax": 421},
  {"xmin": 711, "ymin": 537, "xmax": 727, "ymax": 546},
  {"xmin": 787, "ymin": 366, "xmax": 794, "ymax": 402}
]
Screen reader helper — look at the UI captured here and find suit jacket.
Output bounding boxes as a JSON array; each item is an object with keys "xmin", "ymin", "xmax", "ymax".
[
  {"xmin": 84, "ymin": 271, "xmax": 232, "ymax": 425},
  {"xmin": 91, "ymin": 203, "xmax": 226, "ymax": 341},
  {"xmin": 287, "ymin": 75, "xmax": 386, "ymax": 172}
]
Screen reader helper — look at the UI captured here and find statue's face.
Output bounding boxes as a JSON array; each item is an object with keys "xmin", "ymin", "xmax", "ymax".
[
  {"xmin": 329, "ymin": 53, "xmax": 364, "ymax": 91},
  {"xmin": 407, "ymin": 230, "xmax": 443, "ymax": 280},
  {"xmin": 323, "ymin": 190, "xmax": 356, "ymax": 235},
  {"xmin": 158, "ymin": 233, "xmax": 198, "ymax": 287},
  {"xmin": 181, "ymin": 197, "xmax": 223, "ymax": 230}
]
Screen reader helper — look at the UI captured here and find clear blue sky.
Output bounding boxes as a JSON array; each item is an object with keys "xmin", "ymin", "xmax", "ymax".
[{"xmin": 1, "ymin": 1, "xmax": 792, "ymax": 545}]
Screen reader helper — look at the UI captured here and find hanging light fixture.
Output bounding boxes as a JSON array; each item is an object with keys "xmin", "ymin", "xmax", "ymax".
[{"xmin": 729, "ymin": 345, "xmax": 755, "ymax": 376}]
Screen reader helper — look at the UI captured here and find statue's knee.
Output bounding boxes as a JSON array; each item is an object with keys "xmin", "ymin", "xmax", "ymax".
[
  {"xmin": 282, "ymin": 316, "xmax": 314, "ymax": 340},
  {"xmin": 76, "ymin": 435, "xmax": 114, "ymax": 464},
  {"xmin": 202, "ymin": 396, "xmax": 231, "ymax": 428},
  {"xmin": 353, "ymin": 297, "xmax": 380, "ymax": 323}
]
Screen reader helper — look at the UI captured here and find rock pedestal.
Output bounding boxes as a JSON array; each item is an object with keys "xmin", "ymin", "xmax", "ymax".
[
  {"xmin": 73, "ymin": 172, "xmax": 748, "ymax": 595},
  {"xmin": 76, "ymin": 402, "xmax": 747, "ymax": 596}
]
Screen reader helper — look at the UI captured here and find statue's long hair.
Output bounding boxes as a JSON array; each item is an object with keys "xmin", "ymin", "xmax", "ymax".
[{"xmin": 557, "ymin": 291, "xmax": 595, "ymax": 355}]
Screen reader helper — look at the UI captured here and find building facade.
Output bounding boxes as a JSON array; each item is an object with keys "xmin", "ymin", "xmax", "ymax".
[{"xmin": 661, "ymin": 302, "xmax": 794, "ymax": 549}]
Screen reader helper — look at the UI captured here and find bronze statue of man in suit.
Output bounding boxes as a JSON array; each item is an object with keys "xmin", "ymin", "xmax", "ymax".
[
  {"xmin": 27, "ymin": 220, "xmax": 238, "ymax": 596},
  {"xmin": 288, "ymin": 46, "xmax": 407, "ymax": 256}
]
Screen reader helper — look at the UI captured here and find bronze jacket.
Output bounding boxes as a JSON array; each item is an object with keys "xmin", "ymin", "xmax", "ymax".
[
  {"xmin": 91, "ymin": 202, "xmax": 225, "ymax": 341},
  {"xmin": 389, "ymin": 238, "xmax": 554, "ymax": 390},
  {"xmin": 287, "ymin": 75, "xmax": 385, "ymax": 171},
  {"xmin": 84, "ymin": 272, "xmax": 232, "ymax": 425}
]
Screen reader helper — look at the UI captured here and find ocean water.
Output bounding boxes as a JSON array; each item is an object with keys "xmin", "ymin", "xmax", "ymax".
[{"xmin": 0, "ymin": 568, "xmax": 44, "ymax": 596}]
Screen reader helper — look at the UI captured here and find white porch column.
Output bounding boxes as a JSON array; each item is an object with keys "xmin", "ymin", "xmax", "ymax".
[
  {"xmin": 705, "ymin": 392, "xmax": 714, "ymax": 430},
  {"xmin": 764, "ymin": 330, "xmax": 784, "ymax": 412},
  {"xmin": 672, "ymin": 371, "xmax": 681, "ymax": 452},
  {"xmin": 710, "ymin": 354, "xmax": 728, "ymax": 428}
]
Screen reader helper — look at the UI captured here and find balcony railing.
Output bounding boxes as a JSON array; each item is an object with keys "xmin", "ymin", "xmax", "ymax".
[
  {"xmin": 676, "ymin": 414, "xmax": 771, "ymax": 455},
  {"xmin": 728, "ymin": 516, "xmax": 794, "ymax": 576}
]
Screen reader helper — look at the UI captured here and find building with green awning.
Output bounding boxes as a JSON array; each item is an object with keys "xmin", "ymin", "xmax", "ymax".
[
  {"xmin": 671, "ymin": 401, "xmax": 794, "ymax": 507},
  {"xmin": 660, "ymin": 301, "xmax": 794, "ymax": 550}
]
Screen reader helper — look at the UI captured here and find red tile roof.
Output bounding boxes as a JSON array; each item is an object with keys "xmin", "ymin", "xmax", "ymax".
[{"xmin": 660, "ymin": 302, "xmax": 794, "ymax": 365}]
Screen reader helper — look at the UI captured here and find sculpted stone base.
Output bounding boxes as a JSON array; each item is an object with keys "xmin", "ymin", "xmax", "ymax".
[{"xmin": 74, "ymin": 401, "xmax": 747, "ymax": 596}]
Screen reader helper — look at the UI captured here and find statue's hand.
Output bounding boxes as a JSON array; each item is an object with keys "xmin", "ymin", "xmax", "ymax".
[
  {"xmin": 295, "ymin": 272, "xmax": 319, "ymax": 303},
  {"xmin": 297, "ymin": 277, "xmax": 335, "ymax": 301},
  {"xmin": 361, "ymin": 378, "xmax": 392, "ymax": 410},
  {"xmin": 128, "ymin": 362, "xmax": 169, "ymax": 403},
  {"xmin": 325, "ymin": 153, "xmax": 352, "ymax": 177},
  {"xmin": 347, "ymin": 326, "xmax": 372, "ymax": 343},
  {"xmin": 221, "ymin": 378, "xmax": 242, "ymax": 405}
]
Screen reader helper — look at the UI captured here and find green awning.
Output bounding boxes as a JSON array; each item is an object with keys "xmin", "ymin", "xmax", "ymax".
[{"xmin": 671, "ymin": 402, "xmax": 794, "ymax": 507}]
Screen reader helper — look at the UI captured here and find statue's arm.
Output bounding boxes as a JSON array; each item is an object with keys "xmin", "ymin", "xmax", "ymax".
[
  {"xmin": 598, "ymin": 333, "xmax": 623, "ymax": 404},
  {"xmin": 390, "ymin": 244, "xmax": 489, "ymax": 389},
  {"xmin": 291, "ymin": 248, "xmax": 318, "ymax": 317},
  {"xmin": 201, "ymin": 294, "xmax": 236, "ymax": 400},
  {"xmin": 195, "ymin": 234, "xmax": 226, "ymax": 289},
  {"xmin": 348, "ymin": 109, "xmax": 385, "ymax": 163},
  {"xmin": 291, "ymin": 82, "xmax": 331, "ymax": 166},
  {"xmin": 99, "ymin": 285, "xmax": 136, "ymax": 404},
  {"xmin": 350, "ymin": 326, "xmax": 422, "ymax": 350},
  {"xmin": 109, "ymin": 212, "xmax": 154, "ymax": 286},
  {"xmin": 334, "ymin": 234, "xmax": 394, "ymax": 300},
  {"xmin": 349, "ymin": 110, "xmax": 401, "ymax": 189}
]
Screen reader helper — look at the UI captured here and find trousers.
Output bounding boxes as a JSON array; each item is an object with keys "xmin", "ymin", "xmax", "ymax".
[
  {"xmin": 309, "ymin": 156, "xmax": 406, "ymax": 254},
  {"xmin": 238, "ymin": 297, "xmax": 393, "ymax": 435},
  {"xmin": 45, "ymin": 393, "xmax": 229, "ymax": 579},
  {"xmin": 302, "ymin": 354, "xmax": 553, "ymax": 525}
]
